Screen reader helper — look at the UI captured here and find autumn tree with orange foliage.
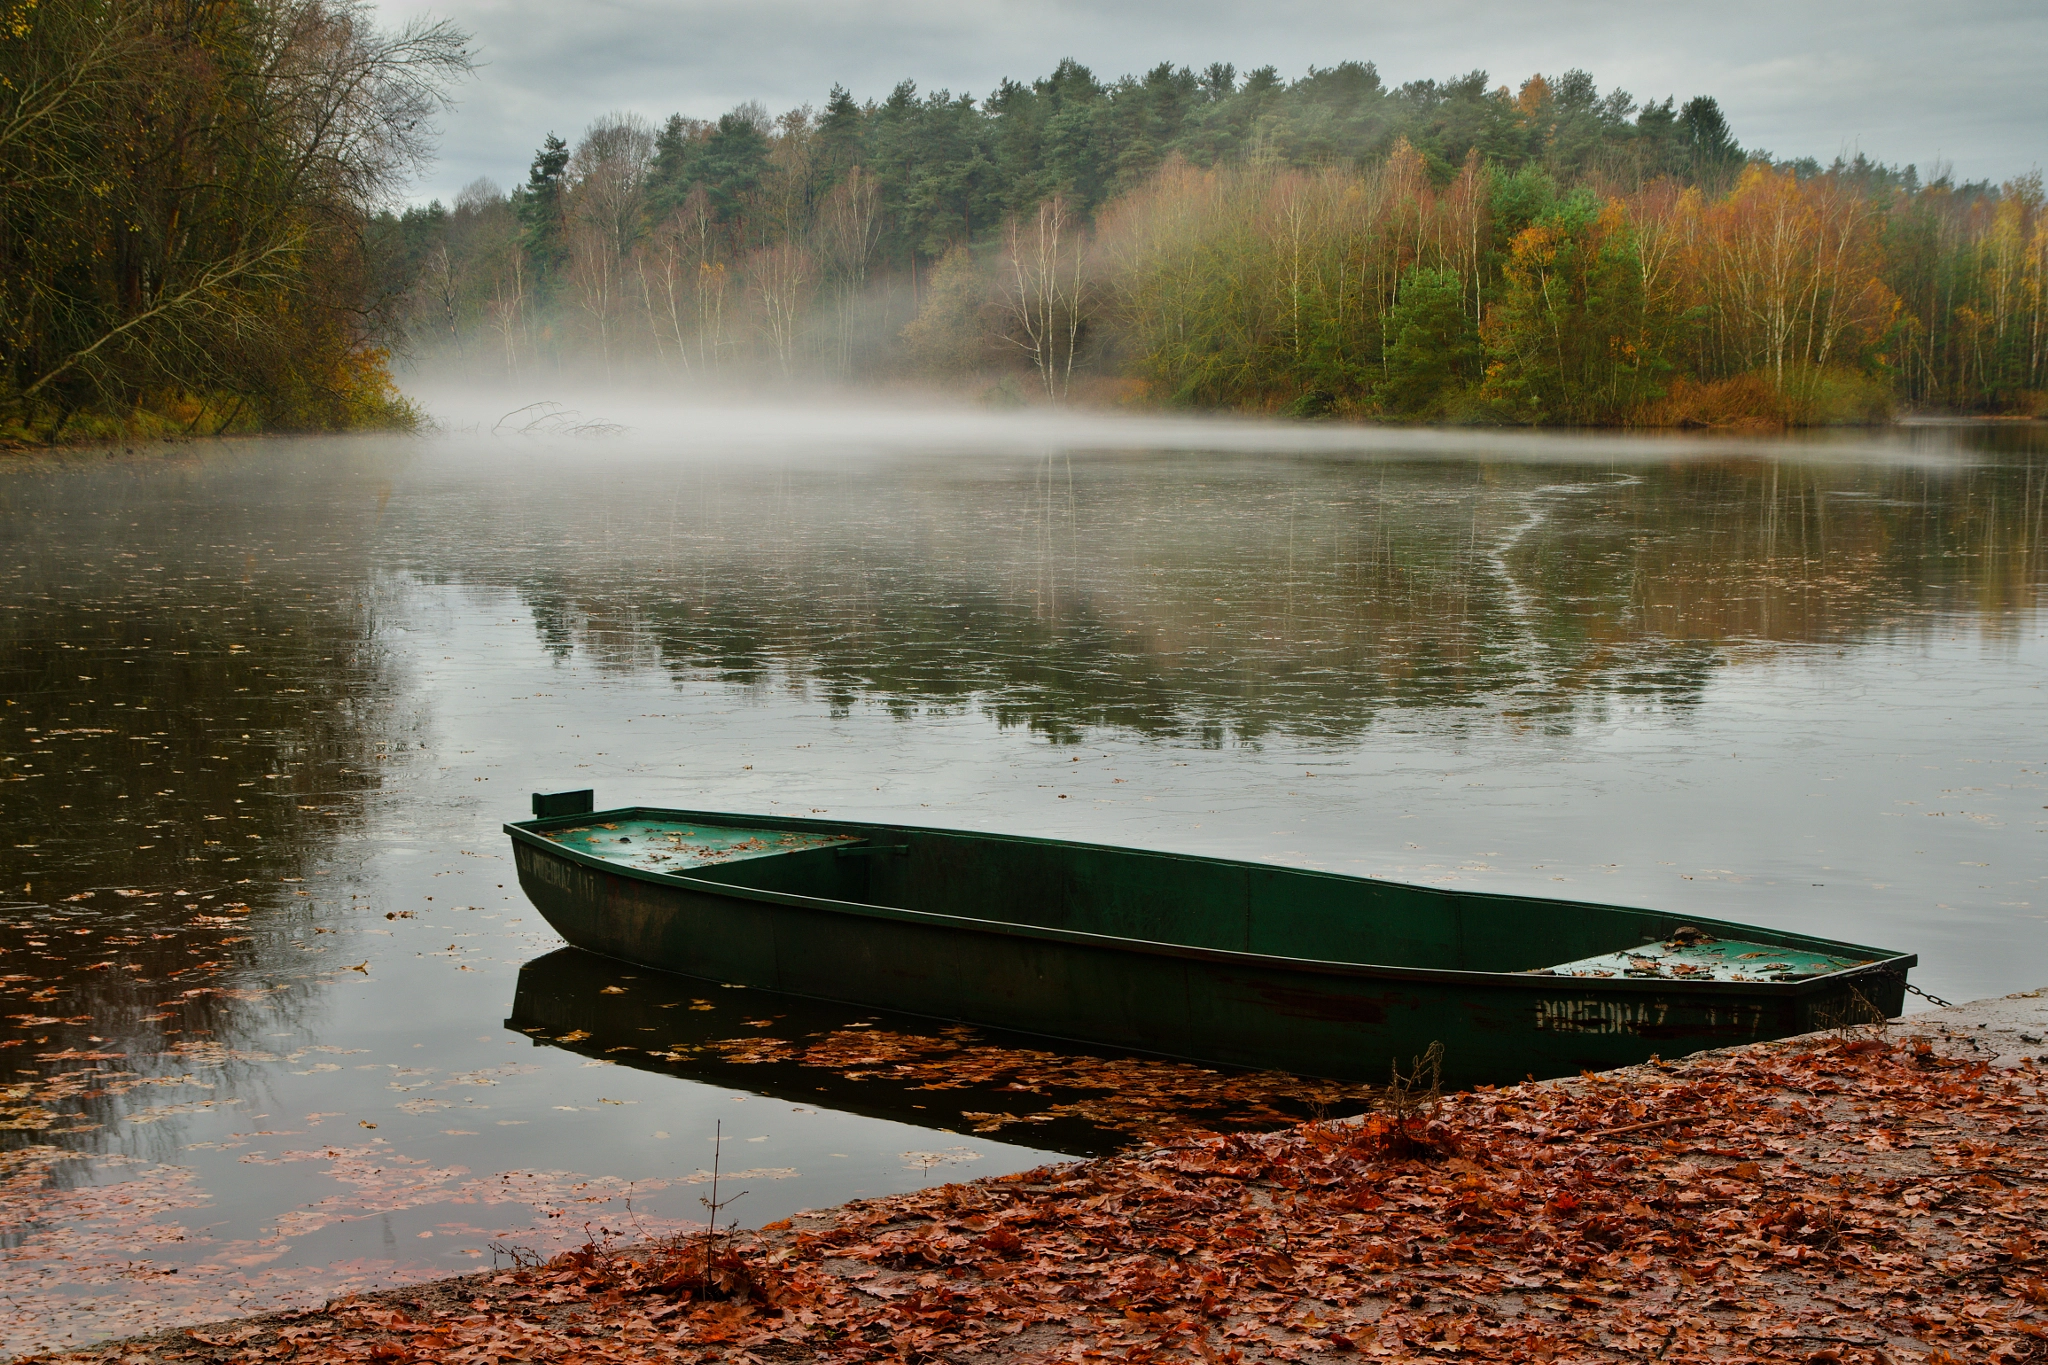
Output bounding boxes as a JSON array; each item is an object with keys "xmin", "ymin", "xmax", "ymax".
[{"xmin": 1685, "ymin": 166, "xmax": 1898, "ymax": 417}]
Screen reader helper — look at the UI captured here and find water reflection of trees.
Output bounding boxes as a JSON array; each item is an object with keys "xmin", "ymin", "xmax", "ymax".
[
  {"xmin": 0, "ymin": 447, "xmax": 410, "ymax": 1166},
  {"xmin": 0, "ymin": 433, "xmax": 2035, "ymax": 1184},
  {"xmin": 497, "ymin": 449, "xmax": 2046, "ymax": 744}
]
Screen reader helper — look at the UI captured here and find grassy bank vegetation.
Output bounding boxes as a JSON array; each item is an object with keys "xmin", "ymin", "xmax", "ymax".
[
  {"xmin": 381, "ymin": 62, "xmax": 2047, "ymax": 426},
  {"xmin": 0, "ymin": 0, "xmax": 470, "ymax": 445}
]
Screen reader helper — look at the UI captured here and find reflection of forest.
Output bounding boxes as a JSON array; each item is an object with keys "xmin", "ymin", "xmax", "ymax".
[
  {"xmin": 0, "ymin": 449, "xmax": 410, "ymax": 1163},
  {"xmin": 497, "ymin": 450, "xmax": 2047, "ymax": 743}
]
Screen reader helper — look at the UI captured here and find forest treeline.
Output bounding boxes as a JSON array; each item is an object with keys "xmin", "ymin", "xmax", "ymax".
[
  {"xmin": 5, "ymin": 9, "xmax": 2041, "ymax": 440},
  {"xmin": 0, "ymin": 0, "xmax": 471, "ymax": 442},
  {"xmin": 383, "ymin": 58, "xmax": 2048, "ymax": 426}
]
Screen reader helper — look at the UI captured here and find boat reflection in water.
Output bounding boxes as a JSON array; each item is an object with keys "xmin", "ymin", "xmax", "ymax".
[{"xmin": 505, "ymin": 947, "xmax": 1375, "ymax": 1156}]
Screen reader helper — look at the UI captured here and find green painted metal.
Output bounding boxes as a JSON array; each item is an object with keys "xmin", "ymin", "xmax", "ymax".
[
  {"xmin": 505, "ymin": 804, "xmax": 1917, "ymax": 1087},
  {"xmin": 531, "ymin": 789, "xmax": 595, "ymax": 819}
]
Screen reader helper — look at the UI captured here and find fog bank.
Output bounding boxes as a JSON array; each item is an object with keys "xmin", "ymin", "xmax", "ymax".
[{"xmin": 408, "ymin": 380, "xmax": 1991, "ymax": 467}]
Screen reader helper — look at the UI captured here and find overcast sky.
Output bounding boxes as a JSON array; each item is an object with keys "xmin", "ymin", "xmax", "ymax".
[{"xmin": 381, "ymin": 0, "xmax": 2046, "ymax": 206}]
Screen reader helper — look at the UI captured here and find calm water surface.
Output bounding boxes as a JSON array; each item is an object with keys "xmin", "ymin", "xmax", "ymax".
[{"xmin": 1, "ymin": 400, "xmax": 2044, "ymax": 1349}]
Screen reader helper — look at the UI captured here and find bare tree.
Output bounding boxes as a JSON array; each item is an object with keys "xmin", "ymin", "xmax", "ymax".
[
  {"xmin": 439, "ymin": 178, "xmax": 527, "ymax": 375},
  {"xmin": 0, "ymin": 0, "xmax": 151, "ymax": 182},
  {"xmin": 764, "ymin": 105, "xmax": 820, "ymax": 242},
  {"xmin": 813, "ymin": 167, "xmax": 881, "ymax": 373},
  {"xmin": 742, "ymin": 241, "xmax": 813, "ymax": 376},
  {"xmin": 630, "ymin": 184, "xmax": 733, "ymax": 372},
  {"xmin": 5, "ymin": 0, "xmax": 473, "ymax": 418},
  {"xmin": 484, "ymin": 248, "xmax": 529, "ymax": 375},
  {"xmin": 259, "ymin": 0, "xmax": 476, "ymax": 215},
  {"xmin": 637, "ymin": 209, "xmax": 698, "ymax": 372},
  {"xmin": 421, "ymin": 242, "xmax": 463, "ymax": 355},
  {"xmin": 680, "ymin": 184, "xmax": 734, "ymax": 369},
  {"xmin": 564, "ymin": 113, "xmax": 654, "ymax": 372},
  {"xmin": 697, "ymin": 258, "xmax": 734, "ymax": 369},
  {"xmin": 999, "ymin": 196, "xmax": 1090, "ymax": 400}
]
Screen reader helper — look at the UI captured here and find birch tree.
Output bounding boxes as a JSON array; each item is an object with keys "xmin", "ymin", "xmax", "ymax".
[{"xmin": 999, "ymin": 196, "xmax": 1089, "ymax": 400}]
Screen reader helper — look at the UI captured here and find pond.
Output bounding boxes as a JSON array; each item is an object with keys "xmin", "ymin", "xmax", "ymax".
[{"xmin": 2, "ymin": 395, "xmax": 2043, "ymax": 1350}]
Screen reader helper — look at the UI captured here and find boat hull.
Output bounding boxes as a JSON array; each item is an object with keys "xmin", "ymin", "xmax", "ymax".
[{"xmin": 508, "ymin": 810, "xmax": 1911, "ymax": 1087}]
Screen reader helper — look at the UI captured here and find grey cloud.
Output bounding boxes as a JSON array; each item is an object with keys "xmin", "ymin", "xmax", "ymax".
[{"xmin": 383, "ymin": 0, "xmax": 2046, "ymax": 204}]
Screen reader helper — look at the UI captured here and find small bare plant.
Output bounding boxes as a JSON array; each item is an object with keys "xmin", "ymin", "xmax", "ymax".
[
  {"xmin": 487, "ymin": 1240, "xmax": 545, "ymax": 1270},
  {"xmin": 1362, "ymin": 1041, "xmax": 1446, "ymax": 1159},
  {"xmin": 696, "ymin": 1119, "xmax": 748, "ymax": 1296},
  {"xmin": 1384, "ymin": 1040, "xmax": 1444, "ymax": 1126}
]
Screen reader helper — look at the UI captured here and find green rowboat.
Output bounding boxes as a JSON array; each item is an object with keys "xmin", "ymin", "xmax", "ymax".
[{"xmin": 506, "ymin": 791, "xmax": 1916, "ymax": 1087}]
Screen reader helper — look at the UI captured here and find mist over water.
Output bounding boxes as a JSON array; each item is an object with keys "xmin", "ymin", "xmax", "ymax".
[
  {"xmin": 1, "ymin": 398, "xmax": 2043, "ymax": 1349},
  {"xmin": 418, "ymin": 380, "xmax": 2010, "ymax": 462}
]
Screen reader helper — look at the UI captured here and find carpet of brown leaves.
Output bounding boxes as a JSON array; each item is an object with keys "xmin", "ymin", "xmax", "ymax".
[{"xmin": 37, "ymin": 1021, "xmax": 2048, "ymax": 1365}]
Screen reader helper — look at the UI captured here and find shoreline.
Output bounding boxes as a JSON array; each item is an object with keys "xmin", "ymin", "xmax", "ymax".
[
  {"xmin": 5, "ymin": 388, "xmax": 2041, "ymax": 455},
  {"xmin": 27, "ymin": 989, "xmax": 2048, "ymax": 1364}
]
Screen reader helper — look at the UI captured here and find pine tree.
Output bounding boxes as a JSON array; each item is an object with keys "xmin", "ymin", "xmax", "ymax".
[
  {"xmin": 516, "ymin": 134, "xmax": 571, "ymax": 294},
  {"xmin": 1377, "ymin": 268, "xmax": 1481, "ymax": 416}
]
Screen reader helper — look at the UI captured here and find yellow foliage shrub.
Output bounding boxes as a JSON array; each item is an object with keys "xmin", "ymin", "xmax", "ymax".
[
  {"xmin": 1634, "ymin": 367, "xmax": 1891, "ymax": 430},
  {"xmin": 1632, "ymin": 374, "xmax": 1788, "ymax": 431}
]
